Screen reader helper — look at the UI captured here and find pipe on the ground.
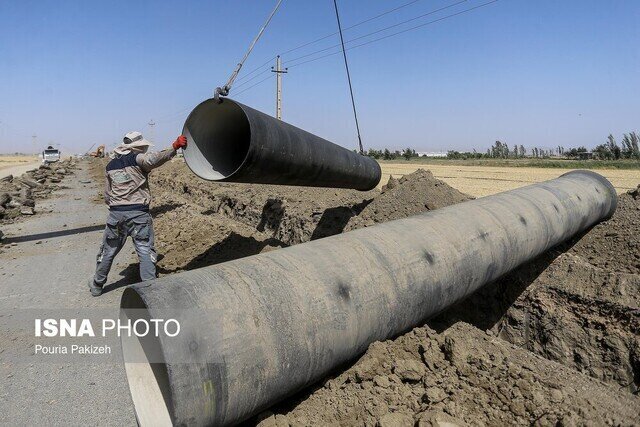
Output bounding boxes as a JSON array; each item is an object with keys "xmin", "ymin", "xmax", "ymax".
[
  {"xmin": 121, "ymin": 170, "xmax": 616, "ymax": 426},
  {"xmin": 181, "ymin": 98, "xmax": 381, "ymax": 191}
]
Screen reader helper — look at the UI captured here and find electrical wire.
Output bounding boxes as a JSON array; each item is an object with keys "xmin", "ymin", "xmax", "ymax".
[
  {"xmin": 233, "ymin": 74, "xmax": 276, "ymax": 97},
  {"xmin": 287, "ymin": 0, "xmax": 499, "ymax": 69},
  {"xmin": 333, "ymin": 0, "xmax": 364, "ymax": 154},
  {"xmin": 285, "ymin": 0, "xmax": 468, "ymax": 65},
  {"xmin": 235, "ymin": 0, "xmax": 428, "ymax": 83}
]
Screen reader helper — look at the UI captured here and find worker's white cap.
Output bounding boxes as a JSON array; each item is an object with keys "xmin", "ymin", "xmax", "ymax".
[{"xmin": 123, "ymin": 131, "xmax": 152, "ymax": 147}]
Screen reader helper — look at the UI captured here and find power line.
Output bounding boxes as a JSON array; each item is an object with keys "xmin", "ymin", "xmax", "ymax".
[
  {"xmin": 285, "ymin": 0, "xmax": 468, "ymax": 65},
  {"xmin": 287, "ymin": 0, "xmax": 499, "ymax": 69},
  {"xmin": 233, "ymin": 68, "xmax": 273, "ymax": 89},
  {"xmin": 151, "ymin": 0, "xmax": 499, "ymax": 120},
  {"xmin": 233, "ymin": 56, "xmax": 277, "ymax": 84},
  {"xmin": 280, "ymin": 0, "xmax": 427, "ymax": 56},
  {"xmin": 238, "ymin": 0, "xmax": 430, "ymax": 82},
  {"xmin": 234, "ymin": 74, "xmax": 276, "ymax": 97},
  {"xmin": 333, "ymin": 0, "xmax": 364, "ymax": 154}
]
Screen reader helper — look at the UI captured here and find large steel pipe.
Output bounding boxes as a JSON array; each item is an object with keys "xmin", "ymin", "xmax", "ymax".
[
  {"xmin": 181, "ymin": 98, "xmax": 381, "ymax": 190},
  {"xmin": 121, "ymin": 171, "xmax": 616, "ymax": 426}
]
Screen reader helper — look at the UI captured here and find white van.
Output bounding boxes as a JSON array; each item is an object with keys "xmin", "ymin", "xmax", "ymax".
[{"xmin": 42, "ymin": 146, "xmax": 61, "ymax": 164}]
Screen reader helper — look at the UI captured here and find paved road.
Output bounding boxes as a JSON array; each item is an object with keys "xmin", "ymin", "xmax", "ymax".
[
  {"xmin": 0, "ymin": 161, "xmax": 42, "ymax": 180},
  {"xmin": 0, "ymin": 162, "xmax": 137, "ymax": 425}
]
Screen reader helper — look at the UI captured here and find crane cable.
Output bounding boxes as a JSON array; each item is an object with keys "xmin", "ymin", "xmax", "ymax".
[
  {"xmin": 333, "ymin": 0, "xmax": 364, "ymax": 155},
  {"xmin": 214, "ymin": 0, "xmax": 283, "ymax": 102}
]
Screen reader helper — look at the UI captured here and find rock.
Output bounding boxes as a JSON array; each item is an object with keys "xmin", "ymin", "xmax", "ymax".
[
  {"xmin": 378, "ymin": 412, "xmax": 414, "ymax": 427},
  {"xmin": 79, "ymin": 180, "xmax": 92, "ymax": 184},
  {"xmin": 17, "ymin": 176, "xmax": 38, "ymax": 188},
  {"xmin": 22, "ymin": 199, "xmax": 35, "ymax": 208},
  {"xmin": 7, "ymin": 200, "xmax": 21, "ymax": 209},
  {"xmin": 423, "ymin": 386, "xmax": 446, "ymax": 403},
  {"xmin": 393, "ymin": 359, "xmax": 426, "ymax": 382},
  {"xmin": 0, "ymin": 205, "xmax": 5, "ymax": 217},
  {"xmin": 56, "ymin": 168, "xmax": 67, "ymax": 175},
  {"xmin": 628, "ymin": 184, "xmax": 639, "ymax": 199},
  {"xmin": 0, "ymin": 193, "xmax": 10, "ymax": 207},
  {"xmin": 49, "ymin": 177, "xmax": 61, "ymax": 183},
  {"xmin": 39, "ymin": 164, "xmax": 51, "ymax": 170},
  {"xmin": 20, "ymin": 206, "xmax": 35, "ymax": 215},
  {"xmin": 417, "ymin": 410, "xmax": 464, "ymax": 427},
  {"xmin": 0, "ymin": 229, "xmax": 3, "ymax": 241},
  {"xmin": 0, "ymin": 174, "xmax": 12, "ymax": 183},
  {"xmin": 373, "ymin": 375, "xmax": 392, "ymax": 388}
]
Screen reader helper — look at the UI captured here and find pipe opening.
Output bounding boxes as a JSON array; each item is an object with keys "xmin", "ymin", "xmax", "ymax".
[
  {"xmin": 120, "ymin": 288, "xmax": 173, "ymax": 427},
  {"xmin": 183, "ymin": 98, "xmax": 251, "ymax": 180}
]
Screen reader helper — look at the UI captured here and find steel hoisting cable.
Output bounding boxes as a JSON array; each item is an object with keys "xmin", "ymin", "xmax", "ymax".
[
  {"xmin": 214, "ymin": 0, "xmax": 283, "ymax": 102},
  {"xmin": 333, "ymin": 0, "xmax": 364, "ymax": 155}
]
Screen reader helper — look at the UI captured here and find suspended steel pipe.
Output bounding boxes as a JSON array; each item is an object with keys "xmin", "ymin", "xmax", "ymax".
[
  {"xmin": 121, "ymin": 171, "xmax": 616, "ymax": 426},
  {"xmin": 181, "ymin": 98, "xmax": 381, "ymax": 190}
]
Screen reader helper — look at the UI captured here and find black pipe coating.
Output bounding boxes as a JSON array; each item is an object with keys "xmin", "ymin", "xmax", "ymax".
[{"xmin": 182, "ymin": 98, "xmax": 381, "ymax": 191}]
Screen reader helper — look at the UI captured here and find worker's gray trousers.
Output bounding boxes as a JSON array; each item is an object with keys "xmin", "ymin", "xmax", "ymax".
[{"xmin": 93, "ymin": 210, "xmax": 157, "ymax": 286}]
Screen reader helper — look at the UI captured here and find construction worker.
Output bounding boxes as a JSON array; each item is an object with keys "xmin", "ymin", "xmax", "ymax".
[{"xmin": 88, "ymin": 131, "xmax": 187, "ymax": 296}]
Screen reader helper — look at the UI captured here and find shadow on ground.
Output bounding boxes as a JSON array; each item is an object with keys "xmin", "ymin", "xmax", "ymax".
[{"xmin": 3, "ymin": 224, "xmax": 104, "ymax": 243}]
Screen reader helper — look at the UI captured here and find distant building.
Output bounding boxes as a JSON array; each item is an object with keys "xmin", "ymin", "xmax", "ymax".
[{"xmin": 417, "ymin": 151, "xmax": 448, "ymax": 158}]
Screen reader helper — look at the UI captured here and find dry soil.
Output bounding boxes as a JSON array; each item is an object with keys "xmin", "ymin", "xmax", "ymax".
[{"xmin": 87, "ymin": 159, "xmax": 640, "ymax": 425}]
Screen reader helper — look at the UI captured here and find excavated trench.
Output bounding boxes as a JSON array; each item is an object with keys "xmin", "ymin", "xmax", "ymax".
[{"xmin": 91, "ymin": 159, "xmax": 640, "ymax": 424}]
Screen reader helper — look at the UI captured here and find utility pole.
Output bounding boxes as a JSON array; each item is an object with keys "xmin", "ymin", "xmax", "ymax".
[
  {"xmin": 271, "ymin": 55, "xmax": 288, "ymax": 120},
  {"xmin": 148, "ymin": 119, "xmax": 155, "ymax": 143}
]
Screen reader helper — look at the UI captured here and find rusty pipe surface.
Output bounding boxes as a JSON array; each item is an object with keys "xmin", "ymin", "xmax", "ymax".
[
  {"xmin": 182, "ymin": 98, "xmax": 381, "ymax": 191},
  {"xmin": 120, "ymin": 170, "xmax": 616, "ymax": 426}
]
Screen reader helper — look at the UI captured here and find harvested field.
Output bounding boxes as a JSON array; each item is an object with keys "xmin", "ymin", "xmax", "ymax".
[
  {"xmin": 379, "ymin": 162, "xmax": 639, "ymax": 197},
  {"xmin": 0, "ymin": 155, "xmax": 38, "ymax": 170},
  {"xmin": 86, "ymin": 158, "xmax": 640, "ymax": 425}
]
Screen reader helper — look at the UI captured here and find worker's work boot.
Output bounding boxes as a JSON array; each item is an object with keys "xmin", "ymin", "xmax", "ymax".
[{"xmin": 88, "ymin": 278, "xmax": 103, "ymax": 297}]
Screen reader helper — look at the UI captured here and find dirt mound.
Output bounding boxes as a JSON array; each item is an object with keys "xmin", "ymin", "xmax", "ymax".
[
  {"xmin": 258, "ymin": 323, "xmax": 639, "ymax": 426},
  {"xmin": 0, "ymin": 159, "xmax": 77, "ymax": 225},
  {"xmin": 565, "ymin": 192, "xmax": 640, "ymax": 274},
  {"xmin": 141, "ymin": 162, "xmax": 471, "ymax": 274},
  {"xmin": 345, "ymin": 170, "xmax": 472, "ymax": 231}
]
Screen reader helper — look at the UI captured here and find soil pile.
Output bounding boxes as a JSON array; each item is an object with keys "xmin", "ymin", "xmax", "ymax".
[
  {"xmin": 257, "ymin": 323, "xmax": 639, "ymax": 426},
  {"xmin": 0, "ymin": 159, "xmax": 76, "ymax": 225},
  {"xmin": 140, "ymin": 163, "xmax": 469, "ymax": 272},
  {"xmin": 345, "ymin": 170, "xmax": 472, "ymax": 231}
]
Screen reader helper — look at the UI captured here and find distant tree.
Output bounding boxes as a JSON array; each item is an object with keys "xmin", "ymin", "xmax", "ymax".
[
  {"xmin": 593, "ymin": 144, "xmax": 611, "ymax": 160},
  {"xmin": 383, "ymin": 148, "xmax": 392, "ymax": 160},
  {"xmin": 447, "ymin": 150, "xmax": 462, "ymax": 159},
  {"xmin": 402, "ymin": 147, "xmax": 414, "ymax": 161},
  {"xmin": 519, "ymin": 145, "xmax": 526, "ymax": 157},
  {"xmin": 367, "ymin": 148, "xmax": 381, "ymax": 159},
  {"xmin": 621, "ymin": 132, "xmax": 640, "ymax": 159},
  {"xmin": 606, "ymin": 134, "xmax": 621, "ymax": 160}
]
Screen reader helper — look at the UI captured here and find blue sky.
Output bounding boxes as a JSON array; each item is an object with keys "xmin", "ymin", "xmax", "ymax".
[{"xmin": 0, "ymin": 0, "xmax": 638, "ymax": 154}]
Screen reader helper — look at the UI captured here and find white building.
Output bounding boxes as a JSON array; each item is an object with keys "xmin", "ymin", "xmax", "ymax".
[{"xmin": 416, "ymin": 151, "xmax": 448, "ymax": 158}]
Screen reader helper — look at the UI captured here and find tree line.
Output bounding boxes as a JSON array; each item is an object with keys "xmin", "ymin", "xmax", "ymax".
[{"xmin": 366, "ymin": 132, "xmax": 640, "ymax": 161}]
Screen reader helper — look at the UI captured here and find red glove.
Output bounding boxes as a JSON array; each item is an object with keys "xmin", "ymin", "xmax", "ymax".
[{"xmin": 172, "ymin": 135, "xmax": 187, "ymax": 151}]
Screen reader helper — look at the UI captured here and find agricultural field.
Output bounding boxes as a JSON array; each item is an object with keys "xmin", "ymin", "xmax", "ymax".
[
  {"xmin": 0, "ymin": 155, "xmax": 38, "ymax": 170},
  {"xmin": 379, "ymin": 160, "xmax": 639, "ymax": 197}
]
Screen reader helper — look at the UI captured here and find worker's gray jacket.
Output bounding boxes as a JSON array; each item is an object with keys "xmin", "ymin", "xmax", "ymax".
[{"xmin": 104, "ymin": 149, "xmax": 175, "ymax": 211}]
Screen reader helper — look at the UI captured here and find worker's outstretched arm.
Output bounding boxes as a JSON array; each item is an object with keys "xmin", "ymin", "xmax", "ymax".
[{"xmin": 135, "ymin": 136, "xmax": 187, "ymax": 173}]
